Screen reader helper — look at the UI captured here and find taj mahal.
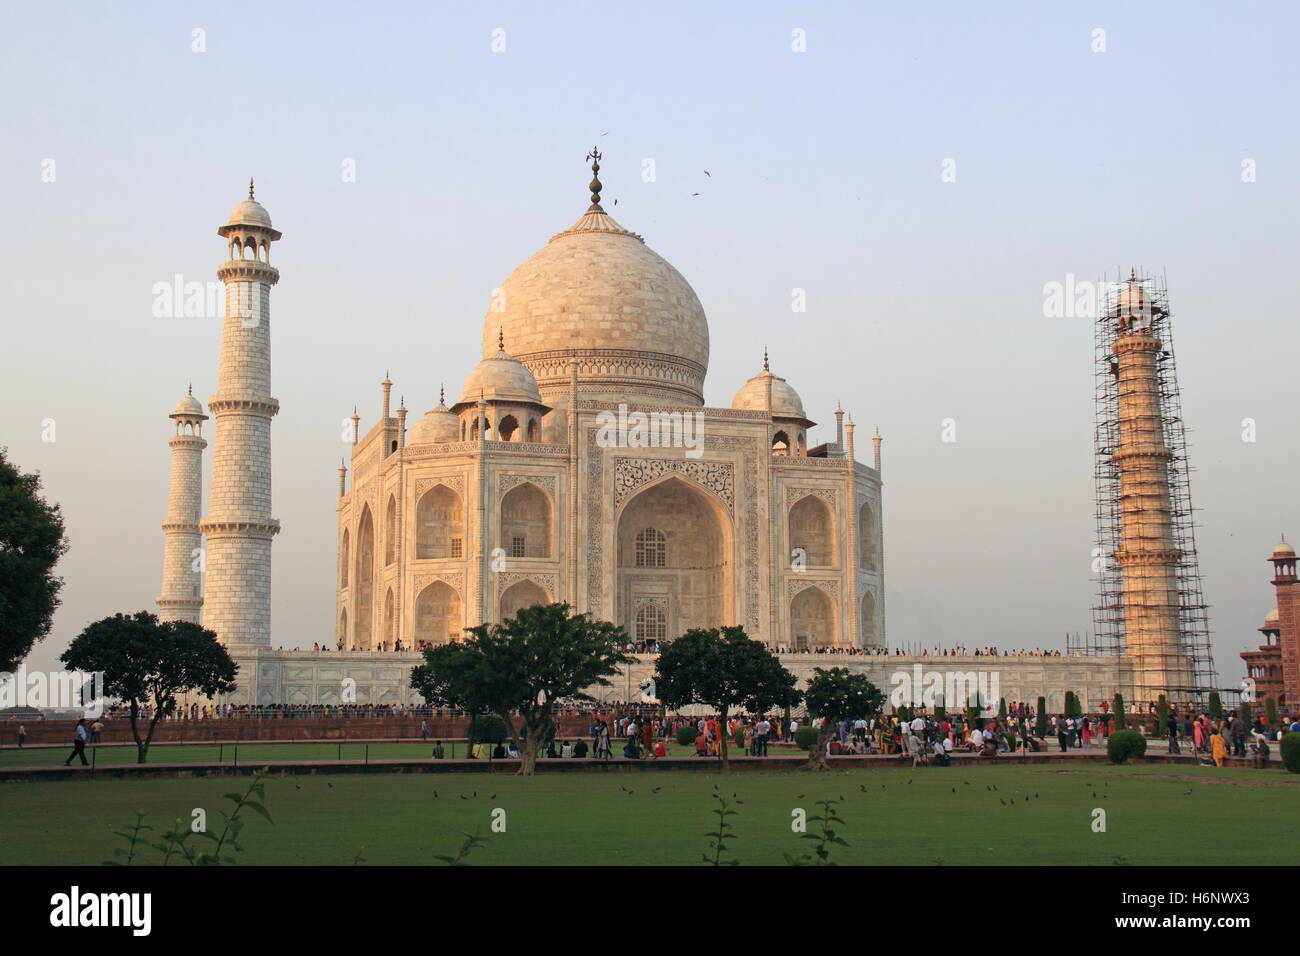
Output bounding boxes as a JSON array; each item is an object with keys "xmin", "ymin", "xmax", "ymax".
[{"xmin": 154, "ymin": 154, "xmax": 1202, "ymax": 712}]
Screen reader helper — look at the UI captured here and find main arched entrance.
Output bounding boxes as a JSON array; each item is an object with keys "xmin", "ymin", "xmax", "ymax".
[{"xmin": 615, "ymin": 475, "xmax": 734, "ymax": 640}]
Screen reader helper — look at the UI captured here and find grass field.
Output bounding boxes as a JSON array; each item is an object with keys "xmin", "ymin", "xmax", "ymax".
[
  {"xmin": 2, "ymin": 763, "xmax": 1297, "ymax": 865},
  {"xmin": 0, "ymin": 741, "xmax": 710, "ymax": 767}
]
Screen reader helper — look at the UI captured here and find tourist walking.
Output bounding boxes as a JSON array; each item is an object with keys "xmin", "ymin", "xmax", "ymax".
[
  {"xmin": 16, "ymin": 724, "xmax": 26, "ymax": 748},
  {"xmin": 1167, "ymin": 711, "xmax": 1180, "ymax": 754},
  {"xmin": 1229, "ymin": 712, "xmax": 1247, "ymax": 757},
  {"xmin": 64, "ymin": 719, "xmax": 89, "ymax": 767}
]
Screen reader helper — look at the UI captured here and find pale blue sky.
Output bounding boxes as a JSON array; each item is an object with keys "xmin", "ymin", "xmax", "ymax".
[{"xmin": 3, "ymin": 1, "xmax": 1296, "ymax": 686}]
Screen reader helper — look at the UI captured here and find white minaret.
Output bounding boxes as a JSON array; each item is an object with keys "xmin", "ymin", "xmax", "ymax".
[
  {"xmin": 157, "ymin": 386, "xmax": 207, "ymax": 623},
  {"xmin": 199, "ymin": 180, "xmax": 282, "ymax": 647}
]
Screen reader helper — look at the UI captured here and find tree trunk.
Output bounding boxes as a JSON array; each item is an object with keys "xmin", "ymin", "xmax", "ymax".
[
  {"xmin": 803, "ymin": 726, "xmax": 834, "ymax": 771},
  {"xmin": 719, "ymin": 708, "xmax": 730, "ymax": 774},
  {"xmin": 517, "ymin": 712, "xmax": 550, "ymax": 776}
]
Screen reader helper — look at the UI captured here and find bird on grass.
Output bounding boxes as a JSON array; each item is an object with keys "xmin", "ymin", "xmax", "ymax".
[
  {"xmin": 326, "ymin": 782, "xmax": 334, "ymax": 789},
  {"xmin": 489, "ymin": 793, "xmax": 496, "ymax": 800},
  {"xmin": 1183, "ymin": 788, "xmax": 1193, "ymax": 796},
  {"xmin": 999, "ymin": 798, "xmax": 1006, "ymax": 806},
  {"xmin": 796, "ymin": 793, "xmax": 805, "ymax": 799},
  {"xmin": 432, "ymin": 791, "xmax": 438, "ymax": 798},
  {"xmin": 459, "ymin": 794, "xmax": 467, "ymax": 800},
  {"xmin": 651, "ymin": 787, "xmax": 662, "ymax": 794},
  {"xmin": 859, "ymin": 784, "xmax": 867, "ymax": 792}
]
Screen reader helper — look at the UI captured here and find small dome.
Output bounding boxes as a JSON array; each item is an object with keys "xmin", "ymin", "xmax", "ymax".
[
  {"xmin": 1272, "ymin": 540, "xmax": 1295, "ymax": 557},
  {"xmin": 225, "ymin": 198, "xmax": 273, "ymax": 229},
  {"xmin": 1265, "ymin": 607, "xmax": 1280, "ymax": 625},
  {"xmin": 732, "ymin": 368, "xmax": 808, "ymax": 421},
  {"xmin": 170, "ymin": 391, "xmax": 205, "ymax": 420},
  {"xmin": 459, "ymin": 346, "xmax": 542, "ymax": 406},
  {"xmin": 1115, "ymin": 274, "xmax": 1151, "ymax": 319},
  {"xmin": 408, "ymin": 402, "xmax": 459, "ymax": 445}
]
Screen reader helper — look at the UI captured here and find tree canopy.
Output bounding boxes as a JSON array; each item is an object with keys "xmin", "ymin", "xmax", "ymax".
[
  {"xmin": 801, "ymin": 666, "xmax": 882, "ymax": 770},
  {"xmin": 60, "ymin": 611, "xmax": 237, "ymax": 763},
  {"xmin": 654, "ymin": 626, "xmax": 800, "ymax": 772},
  {"xmin": 410, "ymin": 603, "xmax": 627, "ymax": 775},
  {"xmin": 0, "ymin": 448, "xmax": 68, "ymax": 671}
]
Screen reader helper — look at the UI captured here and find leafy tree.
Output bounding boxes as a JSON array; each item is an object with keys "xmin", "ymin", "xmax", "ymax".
[
  {"xmin": 801, "ymin": 667, "xmax": 882, "ymax": 770},
  {"xmin": 1241, "ymin": 701, "xmax": 1253, "ymax": 724},
  {"xmin": 0, "ymin": 448, "xmax": 69, "ymax": 671},
  {"xmin": 1156, "ymin": 694, "xmax": 1169, "ymax": 735},
  {"xmin": 934, "ymin": 701, "xmax": 946, "ymax": 722},
  {"xmin": 655, "ymin": 626, "xmax": 800, "ymax": 773},
  {"xmin": 411, "ymin": 603, "xmax": 627, "ymax": 775},
  {"xmin": 1113, "ymin": 693, "xmax": 1127, "ymax": 730},
  {"xmin": 1208, "ymin": 691, "xmax": 1223, "ymax": 721},
  {"xmin": 1265, "ymin": 696, "xmax": 1278, "ymax": 728},
  {"xmin": 61, "ymin": 612, "xmax": 236, "ymax": 763},
  {"xmin": 411, "ymin": 640, "xmax": 511, "ymax": 756},
  {"xmin": 1034, "ymin": 696, "xmax": 1048, "ymax": 737},
  {"xmin": 1065, "ymin": 691, "xmax": 1083, "ymax": 718},
  {"xmin": 998, "ymin": 697, "xmax": 1008, "ymax": 724}
]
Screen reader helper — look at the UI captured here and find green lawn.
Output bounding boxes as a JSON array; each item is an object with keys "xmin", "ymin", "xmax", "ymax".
[
  {"xmin": 1, "ymin": 763, "xmax": 1296, "ymax": 865},
  {"xmin": 0, "ymin": 740, "xmax": 717, "ymax": 767}
]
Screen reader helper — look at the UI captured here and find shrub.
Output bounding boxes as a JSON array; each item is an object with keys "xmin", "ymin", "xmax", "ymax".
[
  {"xmin": 1281, "ymin": 733, "xmax": 1300, "ymax": 774},
  {"xmin": 1107, "ymin": 729, "xmax": 1147, "ymax": 764},
  {"xmin": 471, "ymin": 714, "xmax": 509, "ymax": 745},
  {"xmin": 1208, "ymin": 692, "xmax": 1222, "ymax": 721},
  {"xmin": 1113, "ymin": 693, "xmax": 1127, "ymax": 730},
  {"xmin": 676, "ymin": 725, "xmax": 697, "ymax": 747},
  {"xmin": 1034, "ymin": 697, "xmax": 1048, "ymax": 737},
  {"xmin": 794, "ymin": 725, "xmax": 820, "ymax": 749}
]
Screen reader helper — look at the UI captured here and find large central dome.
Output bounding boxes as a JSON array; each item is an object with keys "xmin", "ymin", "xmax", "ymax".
[{"xmin": 482, "ymin": 202, "xmax": 709, "ymax": 407}]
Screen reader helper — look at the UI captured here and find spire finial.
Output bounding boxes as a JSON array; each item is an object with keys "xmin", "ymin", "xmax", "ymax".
[
  {"xmin": 439, "ymin": 383, "xmax": 445, "ymax": 406},
  {"xmin": 585, "ymin": 146, "xmax": 603, "ymax": 208},
  {"xmin": 763, "ymin": 347, "xmax": 769, "ymax": 372},
  {"xmin": 187, "ymin": 382, "xmax": 193, "ymax": 396},
  {"xmin": 249, "ymin": 178, "xmax": 255, "ymax": 200},
  {"xmin": 498, "ymin": 327, "xmax": 505, "ymax": 351}
]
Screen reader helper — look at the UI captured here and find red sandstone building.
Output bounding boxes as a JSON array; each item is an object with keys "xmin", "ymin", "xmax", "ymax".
[{"xmin": 1241, "ymin": 540, "xmax": 1298, "ymax": 712}]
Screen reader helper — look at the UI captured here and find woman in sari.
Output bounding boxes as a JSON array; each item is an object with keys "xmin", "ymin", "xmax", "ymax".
[
  {"xmin": 1192, "ymin": 716, "xmax": 1205, "ymax": 754},
  {"xmin": 1210, "ymin": 725, "xmax": 1227, "ymax": 766}
]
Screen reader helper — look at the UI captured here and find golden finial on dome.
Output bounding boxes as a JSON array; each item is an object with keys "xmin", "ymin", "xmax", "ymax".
[
  {"xmin": 586, "ymin": 146, "xmax": 603, "ymax": 208},
  {"xmin": 249, "ymin": 178, "xmax": 255, "ymax": 200},
  {"xmin": 763, "ymin": 347, "xmax": 769, "ymax": 372},
  {"xmin": 439, "ymin": 383, "xmax": 445, "ymax": 406},
  {"xmin": 498, "ymin": 327, "xmax": 505, "ymax": 351}
]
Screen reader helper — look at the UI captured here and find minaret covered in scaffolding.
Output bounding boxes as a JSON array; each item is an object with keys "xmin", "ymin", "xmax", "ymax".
[{"xmin": 1091, "ymin": 271, "xmax": 1214, "ymax": 708}]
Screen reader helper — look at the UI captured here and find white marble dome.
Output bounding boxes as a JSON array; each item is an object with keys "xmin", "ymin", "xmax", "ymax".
[
  {"xmin": 459, "ymin": 346, "xmax": 543, "ymax": 406},
  {"xmin": 732, "ymin": 368, "xmax": 807, "ymax": 421},
  {"xmin": 1116, "ymin": 276, "xmax": 1150, "ymax": 316},
  {"xmin": 407, "ymin": 401, "xmax": 459, "ymax": 445},
  {"xmin": 225, "ymin": 198, "xmax": 273, "ymax": 229},
  {"xmin": 170, "ymin": 391, "xmax": 205, "ymax": 420},
  {"xmin": 482, "ymin": 205, "xmax": 710, "ymax": 406}
]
